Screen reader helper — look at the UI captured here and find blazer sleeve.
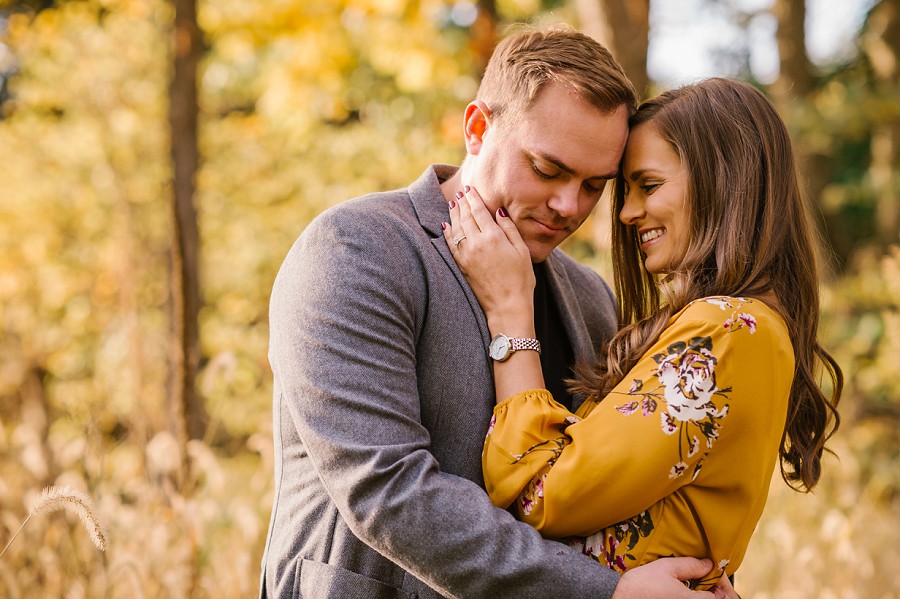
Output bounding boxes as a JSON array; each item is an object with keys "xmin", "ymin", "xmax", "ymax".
[
  {"xmin": 269, "ymin": 204, "xmax": 621, "ymax": 598},
  {"xmin": 482, "ymin": 299, "xmax": 789, "ymax": 538}
]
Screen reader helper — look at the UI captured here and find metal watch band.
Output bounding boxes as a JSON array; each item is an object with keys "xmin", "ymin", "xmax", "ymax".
[
  {"xmin": 489, "ymin": 333, "xmax": 542, "ymax": 362},
  {"xmin": 509, "ymin": 337, "xmax": 541, "ymax": 355}
]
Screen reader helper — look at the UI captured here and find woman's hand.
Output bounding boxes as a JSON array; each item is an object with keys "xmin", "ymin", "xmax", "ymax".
[
  {"xmin": 445, "ymin": 185, "xmax": 544, "ymax": 401},
  {"xmin": 443, "ymin": 186, "xmax": 535, "ymax": 331}
]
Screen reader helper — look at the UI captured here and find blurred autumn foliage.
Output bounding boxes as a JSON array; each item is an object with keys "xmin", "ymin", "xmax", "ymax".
[{"xmin": 0, "ymin": 0, "xmax": 897, "ymax": 597}]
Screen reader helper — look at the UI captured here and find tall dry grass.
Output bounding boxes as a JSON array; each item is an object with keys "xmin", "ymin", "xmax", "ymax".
[
  {"xmin": 740, "ymin": 429, "xmax": 899, "ymax": 598},
  {"xmin": 0, "ymin": 428, "xmax": 273, "ymax": 598},
  {"xmin": 1, "ymin": 486, "xmax": 107, "ymax": 558},
  {"xmin": 1, "ymin": 418, "xmax": 895, "ymax": 597},
  {"xmin": 2, "ymin": 390, "xmax": 897, "ymax": 597}
]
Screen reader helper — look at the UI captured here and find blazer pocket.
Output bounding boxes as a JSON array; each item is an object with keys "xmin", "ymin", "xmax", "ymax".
[{"xmin": 296, "ymin": 559, "xmax": 416, "ymax": 599}]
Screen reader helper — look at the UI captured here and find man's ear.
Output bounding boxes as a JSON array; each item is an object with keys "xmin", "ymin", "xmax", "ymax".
[{"xmin": 463, "ymin": 100, "xmax": 492, "ymax": 156}]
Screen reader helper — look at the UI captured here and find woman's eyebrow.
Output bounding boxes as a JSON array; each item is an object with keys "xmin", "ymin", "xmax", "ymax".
[{"xmin": 626, "ymin": 167, "xmax": 660, "ymax": 182}]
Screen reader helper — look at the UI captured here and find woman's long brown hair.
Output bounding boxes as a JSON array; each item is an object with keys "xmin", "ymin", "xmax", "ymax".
[{"xmin": 573, "ymin": 78, "xmax": 842, "ymax": 492}]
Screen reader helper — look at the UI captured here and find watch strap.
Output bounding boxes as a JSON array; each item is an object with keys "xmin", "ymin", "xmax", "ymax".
[{"xmin": 508, "ymin": 336, "xmax": 541, "ymax": 355}]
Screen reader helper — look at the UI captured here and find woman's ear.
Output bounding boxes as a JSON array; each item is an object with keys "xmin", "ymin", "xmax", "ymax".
[{"xmin": 463, "ymin": 100, "xmax": 492, "ymax": 156}]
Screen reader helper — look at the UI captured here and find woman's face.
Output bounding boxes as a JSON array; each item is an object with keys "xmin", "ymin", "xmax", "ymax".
[{"xmin": 619, "ymin": 123, "xmax": 691, "ymax": 274}]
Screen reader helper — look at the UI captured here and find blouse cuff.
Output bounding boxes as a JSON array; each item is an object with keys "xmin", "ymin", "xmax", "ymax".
[{"xmin": 494, "ymin": 388, "xmax": 557, "ymax": 414}]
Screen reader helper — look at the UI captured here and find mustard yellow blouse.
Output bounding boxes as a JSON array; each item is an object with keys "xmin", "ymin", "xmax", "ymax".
[{"xmin": 482, "ymin": 297, "xmax": 794, "ymax": 588}]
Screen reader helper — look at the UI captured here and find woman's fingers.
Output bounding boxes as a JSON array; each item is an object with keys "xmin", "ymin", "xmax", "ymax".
[
  {"xmin": 444, "ymin": 186, "xmax": 490, "ymax": 256},
  {"xmin": 456, "ymin": 188, "xmax": 481, "ymax": 238},
  {"xmin": 443, "ymin": 194, "xmax": 464, "ymax": 255},
  {"xmin": 462, "ymin": 186, "xmax": 496, "ymax": 233},
  {"xmin": 442, "ymin": 184, "xmax": 537, "ymax": 317},
  {"xmin": 492, "ymin": 205, "xmax": 530, "ymax": 256},
  {"xmin": 465, "ymin": 185, "xmax": 531, "ymax": 262},
  {"xmin": 444, "ymin": 184, "xmax": 528, "ymax": 263}
]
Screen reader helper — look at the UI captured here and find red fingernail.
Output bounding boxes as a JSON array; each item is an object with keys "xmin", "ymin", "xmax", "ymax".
[
  {"xmin": 448, "ymin": 199, "xmax": 456, "ymax": 209},
  {"xmin": 441, "ymin": 222, "xmax": 447, "ymax": 231},
  {"xmin": 498, "ymin": 207, "xmax": 508, "ymax": 217},
  {"xmin": 463, "ymin": 185, "xmax": 471, "ymax": 193},
  {"xmin": 456, "ymin": 191, "xmax": 464, "ymax": 200}
]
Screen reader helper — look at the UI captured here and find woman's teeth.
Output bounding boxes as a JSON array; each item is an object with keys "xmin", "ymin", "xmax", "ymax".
[{"xmin": 641, "ymin": 228, "xmax": 666, "ymax": 244}]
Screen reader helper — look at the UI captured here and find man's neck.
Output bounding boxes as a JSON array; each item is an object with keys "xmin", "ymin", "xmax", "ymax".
[{"xmin": 439, "ymin": 167, "xmax": 466, "ymax": 204}]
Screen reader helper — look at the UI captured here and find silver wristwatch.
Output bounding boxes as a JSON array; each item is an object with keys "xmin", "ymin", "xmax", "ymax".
[{"xmin": 488, "ymin": 333, "xmax": 542, "ymax": 362}]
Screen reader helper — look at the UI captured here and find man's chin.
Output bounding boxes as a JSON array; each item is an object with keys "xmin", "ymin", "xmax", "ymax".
[{"xmin": 525, "ymin": 243, "xmax": 554, "ymax": 264}]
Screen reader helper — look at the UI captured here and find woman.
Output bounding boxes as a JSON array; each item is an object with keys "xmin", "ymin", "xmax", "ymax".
[{"xmin": 442, "ymin": 78, "xmax": 842, "ymax": 590}]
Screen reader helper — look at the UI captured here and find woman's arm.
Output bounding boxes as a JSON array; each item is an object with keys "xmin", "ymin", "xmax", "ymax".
[
  {"xmin": 483, "ymin": 299, "xmax": 790, "ymax": 538},
  {"xmin": 443, "ymin": 186, "xmax": 545, "ymax": 400}
]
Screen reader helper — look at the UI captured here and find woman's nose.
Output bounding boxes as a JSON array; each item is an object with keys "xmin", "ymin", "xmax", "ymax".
[{"xmin": 619, "ymin": 194, "xmax": 645, "ymax": 225}]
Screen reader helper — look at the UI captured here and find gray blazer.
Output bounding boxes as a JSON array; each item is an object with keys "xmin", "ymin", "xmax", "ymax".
[{"xmin": 261, "ymin": 165, "xmax": 620, "ymax": 598}]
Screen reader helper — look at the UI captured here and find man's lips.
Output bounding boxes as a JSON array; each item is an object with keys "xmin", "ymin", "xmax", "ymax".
[{"xmin": 532, "ymin": 219, "xmax": 569, "ymax": 236}]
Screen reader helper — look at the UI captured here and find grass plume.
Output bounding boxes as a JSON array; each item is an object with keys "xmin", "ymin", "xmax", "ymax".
[{"xmin": 1, "ymin": 486, "xmax": 107, "ymax": 558}]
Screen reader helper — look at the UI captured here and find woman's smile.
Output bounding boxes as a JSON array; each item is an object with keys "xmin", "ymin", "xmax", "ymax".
[{"xmin": 639, "ymin": 227, "xmax": 667, "ymax": 247}]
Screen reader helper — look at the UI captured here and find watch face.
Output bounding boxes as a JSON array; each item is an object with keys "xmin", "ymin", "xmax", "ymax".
[{"xmin": 489, "ymin": 335, "xmax": 511, "ymax": 361}]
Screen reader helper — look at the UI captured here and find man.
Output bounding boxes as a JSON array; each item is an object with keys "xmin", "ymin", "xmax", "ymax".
[{"xmin": 261, "ymin": 26, "xmax": 733, "ymax": 598}]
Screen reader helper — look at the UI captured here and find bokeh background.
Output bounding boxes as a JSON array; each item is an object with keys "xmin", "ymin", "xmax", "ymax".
[{"xmin": 0, "ymin": 0, "xmax": 897, "ymax": 597}]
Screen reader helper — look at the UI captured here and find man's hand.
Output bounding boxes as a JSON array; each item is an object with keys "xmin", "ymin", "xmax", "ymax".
[
  {"xmin": 712, "ymin": 571, "xmax": 741, "ymax": 599},
  {"xmin": 612, "ymin": 557, "xmax": 728, "ymax": 598}
]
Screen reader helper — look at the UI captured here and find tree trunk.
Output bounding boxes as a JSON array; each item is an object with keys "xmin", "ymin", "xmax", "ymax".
[
  {"xmin": 865, "ymin": 0, "xmax": 900, "ymax": 246},
  {"xmin": 470, "ymin": 0, "xmax": 498, "ymax": 76},
  {"xmin": 168, "ymin": 0, "xmax": 205, "ymax": 468},
  {"xmin": 772, "ymin": 0, "xmax": 814, "ymax": 101},
  {"xmin": 574, "ymin": 0, "xmax": 649, "ymax": 99},
  {"xmin": 771, "ymin": 0, "xmax": 851, "ymax": 267}
]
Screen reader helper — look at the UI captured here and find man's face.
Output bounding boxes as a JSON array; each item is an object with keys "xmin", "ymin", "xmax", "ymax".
[{"xmin": 462, "ymin": 83, "xmax": 630, "ymax": 262}]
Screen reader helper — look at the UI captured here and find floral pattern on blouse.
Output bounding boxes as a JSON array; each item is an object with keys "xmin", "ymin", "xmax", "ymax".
[
  {"xmin": 576, "ymin": 509, "xmax": 655, "ymax": 574},
  {"xmin": 613, "ymin": 333, "xmax": 731, "ymax": 482},
  {"xmin": 509, "ymin": 435, "xmax": 569, "ymax": 514},
  {"xmin": 502, "ymin": 415, "xmax": 582, "ymax": 513},
  {"xmin": 708, "ymin": 296, "xmax": 758, "ymax": 335}
]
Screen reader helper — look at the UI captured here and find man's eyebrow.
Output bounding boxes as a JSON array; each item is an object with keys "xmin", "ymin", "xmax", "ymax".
[{"xmin": 532, "ymin": 151, "xmax": 618, "ymax": 181}]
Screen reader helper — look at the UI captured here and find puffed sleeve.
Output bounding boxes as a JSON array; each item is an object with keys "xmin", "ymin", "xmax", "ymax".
[{"xmin": 482, "ymin": 298, "xmax": 789, "ymax": 538}]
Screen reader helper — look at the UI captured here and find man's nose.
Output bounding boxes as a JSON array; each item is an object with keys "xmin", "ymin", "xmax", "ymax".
[{"xmin": 547, "ymin": 183, "xmax": 581, "ymax": 219}]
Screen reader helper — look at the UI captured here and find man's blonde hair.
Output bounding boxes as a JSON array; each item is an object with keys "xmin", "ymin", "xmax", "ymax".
[{"xmin": 477, "ymin": 25, "xmax": 637, "ymax": 126}]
